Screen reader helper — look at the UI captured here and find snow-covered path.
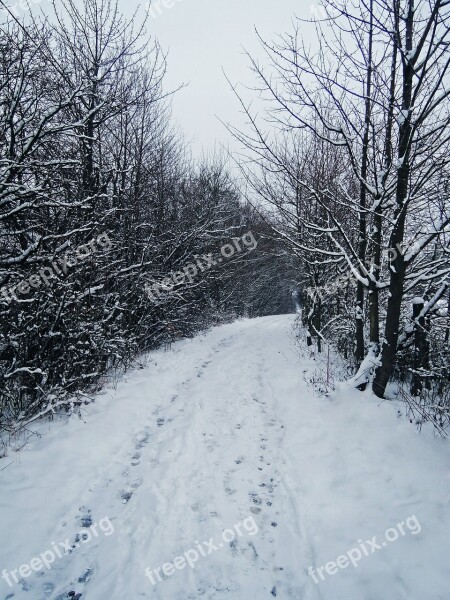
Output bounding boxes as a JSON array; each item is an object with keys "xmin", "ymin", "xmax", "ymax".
[{"xmin": 1, "ymin": 315, "xmax": 449, "ymax": 600}]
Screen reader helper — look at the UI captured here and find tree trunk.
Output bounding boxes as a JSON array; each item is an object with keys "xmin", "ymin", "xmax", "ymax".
[
  {"xmin": 411, "ymin": 299, "xmax": 430, "ymax": 396},
  {"xmin": 445, "ymin": 290, "xmax": 450, "ymax": 344},
  {"xmin": 369, "ymin": 43, "xmax": 398, "ymax": 353},
  {"xmin": 373, "ymin": 0, "xmax": 415, "ymax": 398},
  {"xmin": 355, "ymin": 0, "xmax": 374, "ymax": 365}
]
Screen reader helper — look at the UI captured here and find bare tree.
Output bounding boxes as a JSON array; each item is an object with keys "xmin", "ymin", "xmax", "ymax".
[{"xmin": 227, "ymin": 0, "xmax": 450, "ymax": 400}]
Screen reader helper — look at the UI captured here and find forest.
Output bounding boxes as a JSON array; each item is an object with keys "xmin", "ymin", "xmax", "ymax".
[{"xmin": 1, "ymin": 0, "xmax": 449, "ymax": 434}]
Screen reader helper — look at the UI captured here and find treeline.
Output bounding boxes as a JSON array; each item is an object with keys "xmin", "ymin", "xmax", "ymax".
[
  {"xmin": 0, "ymin": 0, "xmax": 294, "ymax": 429},
  {"xmin": 230, "ymin": 0, "xmax": 450, "ymax": 429}
]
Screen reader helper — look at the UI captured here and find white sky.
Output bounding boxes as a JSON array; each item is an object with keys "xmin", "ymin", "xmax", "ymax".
[{"xmin": 142, "ymin": 0, "xmax": 315, "ymax": 157}]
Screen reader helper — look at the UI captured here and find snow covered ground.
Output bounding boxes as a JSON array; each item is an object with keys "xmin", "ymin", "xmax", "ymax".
[{"xmin": 1, "ymin": 314, "xmax": 449, "ymax": 600}]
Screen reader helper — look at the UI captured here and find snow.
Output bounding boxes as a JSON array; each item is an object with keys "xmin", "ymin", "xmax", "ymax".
[
  {"xmin": 395, "ymin": 156, "xmax": 405, "ymax": 169},
  {"xmin": 405, "ymin": 48, "xmax": 417, "ymax": 62},
  {"xmin": 347, "ymin": 344, "xmax": 379, "ymax": 388},
  {"xmin": 0, "ymin": 315, "xmax": 449, "ymax": 599},
  {"xmin": 396, "ymin": 109, "xmax": 410, "ymax": 126}
]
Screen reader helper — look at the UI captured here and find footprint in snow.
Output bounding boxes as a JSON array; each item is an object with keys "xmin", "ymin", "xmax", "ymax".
[
  {"xmin": 260, "ymin": 480, "xmax": 275, "ymax": 494},
  {"xmin": 229, "ymin": 539, "xmax": 238, "ymax": 556},
  {"xmin": 78, "ymin": 508, "xmax": 92, "ymax": 528},
  {"xmin": 78, "ymin": 568, "xmax": 93, "ymax": 584},
  {"xmin": 54, "ymin": 591, "xmax": 82, "ymax": 600},
  {"xmin": 74, "ymin": 531, "xmax": 91, "ymax": 544},
  {"xmin": 130, "ymin": 477, "xmax": 143, "ymax": 489},
  {"xmin": 16, "ymin": 578, "xmax": 31, "ymax": 592},
  {"xmin": 42, "ymin": 581, "xmax": 55, "ymax": 595},
  {"xmin": 249, "ymin": 492, "xmax": 263, "ymax": 515},
  {"xmin": 249, "ymin": 492, "xmax": 263, "ymax": 506},
  {"xmin": 121, "ymin": 491, "xmax": 133, "ymax": 504},
  {"xmin": 134, "ymin": 430, "xmax": 151, "ymax": 449},
  {"xmin": 121, "ymin": 477, "xmax": 143, "ymax": 503}
]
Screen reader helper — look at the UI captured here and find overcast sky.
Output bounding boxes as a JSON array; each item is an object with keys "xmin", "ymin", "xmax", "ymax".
[
  {"xmin": 142, "ymin": 0, "xmax": 314, "ymax": 157},
  {"xmin": 26, "ymin": 0, "xmax": 315, "ymax": 157}
]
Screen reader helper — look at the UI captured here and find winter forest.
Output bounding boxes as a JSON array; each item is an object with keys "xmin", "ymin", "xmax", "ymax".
[{"xmin": 0, "ymin": 0, "xmax": 449, "ymax": 598}]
